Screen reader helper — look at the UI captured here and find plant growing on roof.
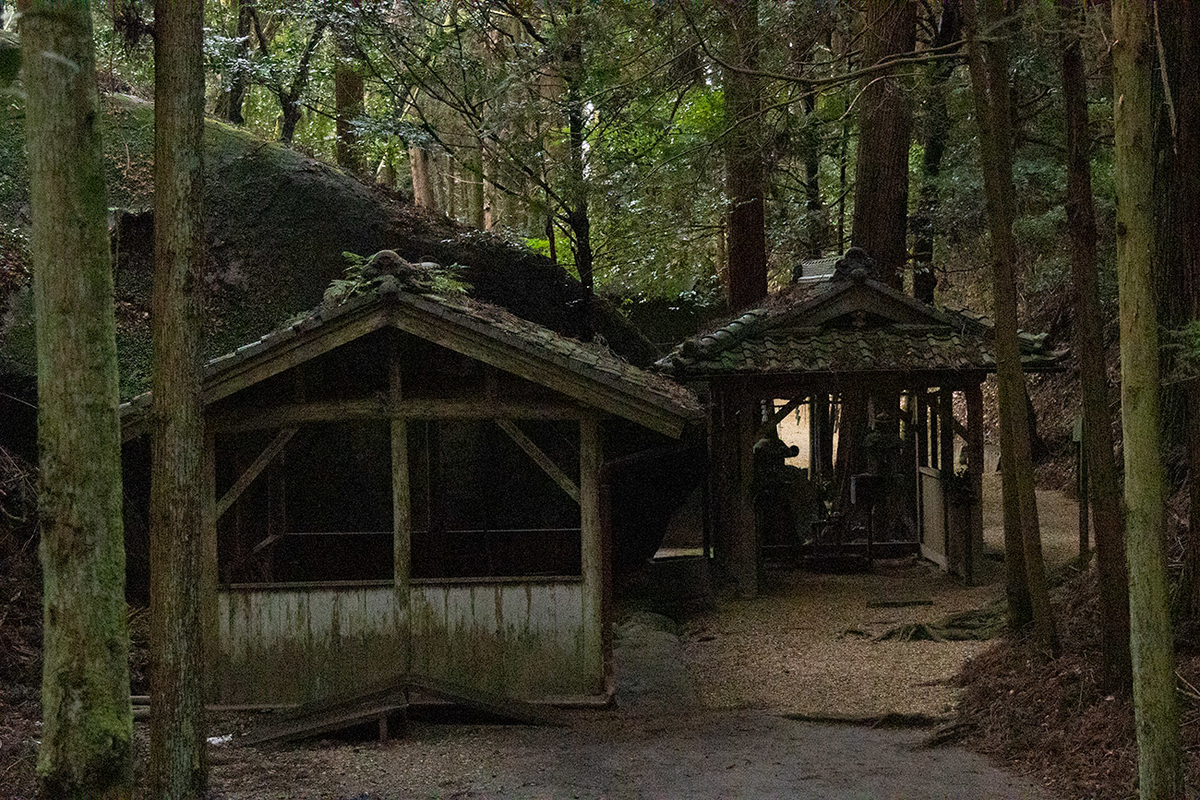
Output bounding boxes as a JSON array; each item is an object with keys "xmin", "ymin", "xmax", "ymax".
[{"xmin": 323, "ymin": 249, "xmax": 470, "ymax": 304}]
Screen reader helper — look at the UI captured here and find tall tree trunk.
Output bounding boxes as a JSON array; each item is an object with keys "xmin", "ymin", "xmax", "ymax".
[
  {"xmin": 149, "ymin": 0, "xmax": 209, "ymax": 795},
  {"xmin": 278, "ymin": 20, "xmax": 326, "ymax": 143},
  {"xmin": 469, "ymin": 135, "xmax": 486, "ymax": 229},
  {"xmin": 19, "ymin": 2, "xmax": 134, "ymax": 797},
  {"xmin": 850, "ymin": 0, "xmax": 916, "ymax": 288},
  {"xmin": 410, "ymin": 144, "xmax": 436, "ymax": 210},
  {"xmin": 800, "ymin": 86, "xmax": 827, "ymax": 259},
  {"xmin": 1178, "ymin": 7, "xmax": 1200, "ymax": 623},
  {"xmin": 963, "ymin": 0, "xmax": 1056, "ymax": 650},
  {"xmin": 912, "ymin": 1, "xmax": 960, "ymax": 303},
  {"xmin": 563, "ymin": 0, "xmax": 594, "ymax": 333},
  {"xmin": 1060, "ymin": 0, "xmax": 1131, "ymax": 690},
  {"xmin": 1112, "ymin": 2, "xmax": 1184, "ymax": 794},
  {"xmin": 1153, "ymin": 4, "xmax": 1200, "ymax": 621},
  {"xmin": 225, "ymin": 0, "xmax": 252, "ymax": 125},
  {"xmin": 334, "ymin": 36, "xmax": 364, "ymax": 174},
  {"xmin": 723, "ymin": 0, "xmax": 768, "ymax": 309}
]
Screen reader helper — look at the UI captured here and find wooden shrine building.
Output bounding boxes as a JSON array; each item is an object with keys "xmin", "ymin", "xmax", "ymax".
[
  {"xmin": 657, "ymin": 248, "xmax": 1064, "ymax": 596},
  {"xmin": 121, "ymin": 275, "xmax": 701, "ymax": 706}
]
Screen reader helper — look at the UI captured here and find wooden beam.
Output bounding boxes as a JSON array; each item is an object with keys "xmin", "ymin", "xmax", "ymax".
[
  {"xmin": 495, "ymin": 419, "xmax": 580, "ymax": 504},
  {"xmin": 208, "ymin": 398, "xmax": 587, "ymax": 433},
  {"xmin": 203, "ymin": 306, "xmax": 391, "ymax": 406},
  {"xmin": 390, "ymin": 309, "xmax": 687, "ymax": 439},
  {"xmin": 215, "ymin": 428, "xmax": 297, "ymax": 520}
]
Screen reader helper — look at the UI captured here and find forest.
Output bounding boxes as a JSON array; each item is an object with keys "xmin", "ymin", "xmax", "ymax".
[{"xmin": 2, "ymin": 0, "xmax": 1200, "ymax": 798}]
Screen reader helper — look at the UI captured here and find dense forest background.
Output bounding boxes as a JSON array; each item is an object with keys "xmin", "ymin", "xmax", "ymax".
[{"xmin": 53, "ymin": 0, "xmax": 1114, "ymax": 318}]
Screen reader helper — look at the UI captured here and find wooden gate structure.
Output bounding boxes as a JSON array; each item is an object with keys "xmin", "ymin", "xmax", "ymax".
[
  {"xmin": 658, "ymin": 249, "xmax": 1063, "ymax": 596},
  {"xmin": 121, "ymin": 275, "xmax": 701, "ymax": 706}
]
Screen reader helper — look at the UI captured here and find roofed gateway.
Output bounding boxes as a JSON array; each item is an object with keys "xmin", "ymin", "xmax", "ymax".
[
  {"xmin": 658, "ymin": 248, "xmax": 1064, "ymax": 596},
  {"xmin": 121, "ymin": 274, "xmax": 701, "ymax": 707}
]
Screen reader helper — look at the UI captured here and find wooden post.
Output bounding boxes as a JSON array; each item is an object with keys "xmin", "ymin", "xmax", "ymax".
[
  {"xmin": 580, "ymin": 416, "xmax": 605, "ymax": 692},
  {"xmin": 202, "ymin": 431, "xmax": 218, "ymax": 701},
  {"xmin": 599, "ymin": 467, "xmax": 615, "ymax": 697},
  {"xmin": 965, "ymin": 382, "xmax": 986, "ymax": 585},
  {"xmin": 390, "ymin": 345, "xmax": 411, "ymax": 677},
  {"xmin": 939, "ymin": 387, "xmax": 955, "ymax": 566},
  {"xmin": 808, "ymin": 395, "xmax": 820, "ymax": 477},
  {"xmin": 732, "ymin": 395, "xmax": 759, "ymax": 597},
  {"xmin": 711, "ymin": 386, "xmax": 733, "ymax": 578},
  {"xmin": 917, "ymin": 392, "xmax": 928, "ymax": 468}
]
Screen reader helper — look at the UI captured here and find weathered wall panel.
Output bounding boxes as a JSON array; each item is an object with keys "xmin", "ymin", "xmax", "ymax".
[
  {"xmin": 217, "ymin": 586, "xmax": 402, "ymax": 705},
  {"xmin": 409, "ymin": 580, "xmax": 597, "ymax": 698},
  {"xmin": 919, "ymin": 468, "xmax": 947, "ymax": 569}
]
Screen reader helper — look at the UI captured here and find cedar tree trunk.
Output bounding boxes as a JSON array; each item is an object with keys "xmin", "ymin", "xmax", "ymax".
[
  {"xmin": 1060, "ymin": 0, "xmax": 1131, "ymax": 690},
  {"xmin": 912, "ymin": 0, "xmax": 959, "ymax": 303},
  {"xmin": 723, "ymin": 0, "xmax": 768, "ymax": 309},
  {"xmin": 225, "ymin": 0, "xmax": 252, "ymax": 125},
  {"xmin": 334, "ymin": 37, "xmax": 364, "ymax": 174},
  {"xmin": 18, "ymin": 1, "xmax": 134, "ymax": 796},
  {"xmin": 963, "ymin": 0, "xmax": 1056, "ymax": 650},
  {"xmin": 1112, "ymin": 1, "xmax": 1184, "ymax": 794},
  {"xmin": 850, "ymin": 0, "xmax": 916, "ymax": 288},
  {"xmin": 149, "ymin": 0, "xmax": 209, "ymax": 795}
]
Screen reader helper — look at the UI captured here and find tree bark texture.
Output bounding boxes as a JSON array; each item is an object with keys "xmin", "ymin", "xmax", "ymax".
[
  {"xmin": 800, "ymin": 87, "xmax": 827, "ymax": 260},
  {"xmin": 963, "ymin": 0, "xmax": 1057, "ymax": 651},
  {"xmin": 410, "ymin": 144, "xmax": 436, "ymax": 210},
  {"xmin": 334, "ymin": 37, "xmax": 365, "ymax": 174},
  {"xmin": 850, "ymin": 0, "xmax": 916, "ymax": 289},
  {"xmin": 1060, "ymin": 0, "xmax": 1131, "ymax": 690},
  {"xmin": 723, "ymin": 0, "xmax": 768, "ymax": 310},
  {"xmin": 225, "ymin": 0, "xmax": 252, "ymax": 125},
  {"xmin": 150, "ymin": 0, "xmax": 209, "ymax": 796},
  {"xmin": 912, "ymin": 0, "xmax": 960, "ymax": 303},
  {"xmin": 1112, "ymin": 2, "xmax": 1184, "ymax": 794},
  {"xmin": 563, "ymin": 1, "xmax": 594, "ymax": 334},
  {"xmin": 1151, "ymin": 4, "xmax": 1200, "ymax": 620},
  {"xmin": 18, "ymin": 2, "xmax": 134, "ymax": 796}
]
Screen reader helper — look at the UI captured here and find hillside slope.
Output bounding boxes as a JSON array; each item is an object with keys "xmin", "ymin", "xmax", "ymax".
[{"xmin": 0, "ymin": 93, "xmax": 656, "ymax": 402}]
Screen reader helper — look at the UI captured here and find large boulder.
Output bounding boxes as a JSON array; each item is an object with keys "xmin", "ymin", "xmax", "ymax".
[{"xmin": 0, "ymin": 93, "xmax": 656, "ymax": 403}]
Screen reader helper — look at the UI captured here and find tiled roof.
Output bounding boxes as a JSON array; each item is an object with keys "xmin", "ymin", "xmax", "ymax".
[
  {"xmin": 657, "ymin": 268, "xmax": 1064, "ymax": 379},
  {"xmin": 122, "ymin": 274, "xmax": 702, "ymax": 423}
]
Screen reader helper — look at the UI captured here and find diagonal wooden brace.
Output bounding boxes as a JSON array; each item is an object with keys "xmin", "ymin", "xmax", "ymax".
[
  {"xmin": 495, "ymin": 419, "xmax": 580, "ymax": 504},
  {"xmin": 216, "ymin": 428, "xmax": 298, "ymax": 520}
]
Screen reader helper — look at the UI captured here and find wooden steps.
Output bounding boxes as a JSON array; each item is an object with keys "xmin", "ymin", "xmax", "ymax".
[{"xmin": 238, "ymin": 674, "xmax": 564, "ymax": 747}]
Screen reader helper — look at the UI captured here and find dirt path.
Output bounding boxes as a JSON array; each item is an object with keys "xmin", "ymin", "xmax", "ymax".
[{"xmin": 209, "ymin": 613, "xmax": 1057, "ymax": 799}]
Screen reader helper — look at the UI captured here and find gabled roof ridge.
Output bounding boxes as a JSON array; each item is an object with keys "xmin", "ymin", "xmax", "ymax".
[{"xmin": 122, "ymin": 275, "xmax": 703, "ymax": 432}]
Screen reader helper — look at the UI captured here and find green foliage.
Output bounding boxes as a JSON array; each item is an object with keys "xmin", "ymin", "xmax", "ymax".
[
  {"xmin": 324, "ymin": 250, "xmax": 471, "ymax": 305},
  {"xmin": 2, "ymin": 0, "xmax": 1128, "ymax": 324},
  {"xmin": 0, "ymin": 32, "xmax": 19, "ymax": 89},
  {"xmin": 1164, "ymin": 320, "xmax": 1200, "ymax": 384}
]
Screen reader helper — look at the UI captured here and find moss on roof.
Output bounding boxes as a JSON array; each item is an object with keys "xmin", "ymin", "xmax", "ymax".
[
  {"xmin": 122, "ymin": 272, "xmax": 703, "ymax": 427},
  {"xmin": 658, "ymin": 273, "xmax": 1065, "ymax": 378}
]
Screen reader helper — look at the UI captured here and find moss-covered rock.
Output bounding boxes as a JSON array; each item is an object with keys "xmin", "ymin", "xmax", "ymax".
[{"xmin": 1, "ymin": 93, "xmax": 656, "ymax": 400}]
